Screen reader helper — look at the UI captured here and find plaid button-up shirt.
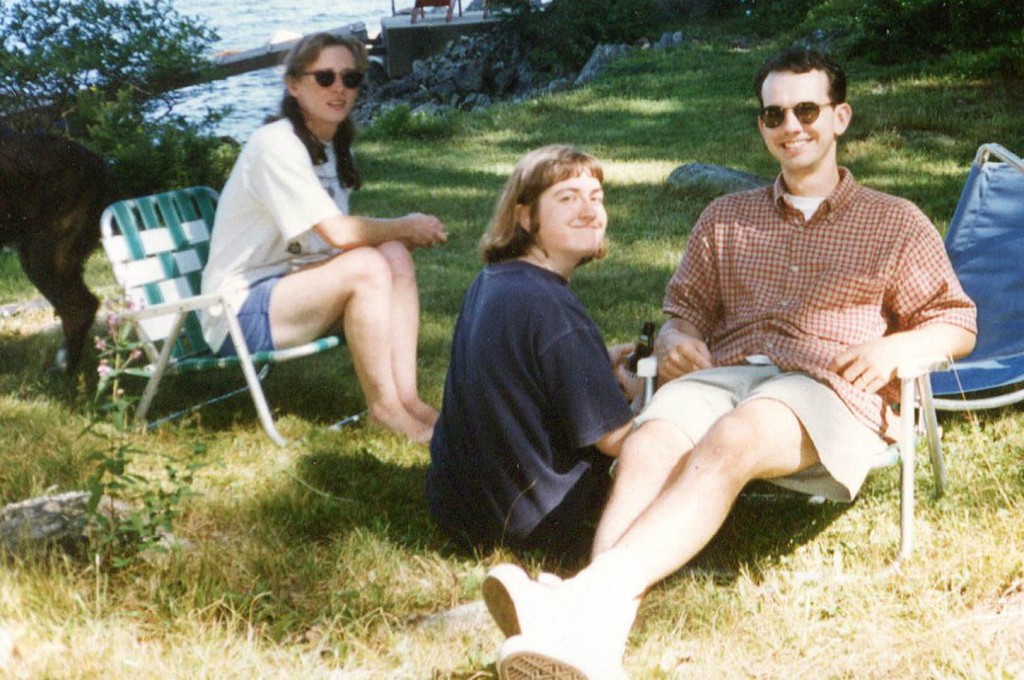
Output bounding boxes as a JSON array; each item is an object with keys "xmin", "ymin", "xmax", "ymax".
[{"xmin": 664, "ymin": 168, "xmax": 977, "ymax": 440}]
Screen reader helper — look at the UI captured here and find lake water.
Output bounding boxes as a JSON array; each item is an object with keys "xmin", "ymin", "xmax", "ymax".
[{"xmin": 170, "ymin": 0, "xmax": 394, "ymax": 140}]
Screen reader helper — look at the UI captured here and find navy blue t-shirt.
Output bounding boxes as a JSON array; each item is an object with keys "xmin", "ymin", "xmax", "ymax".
[{"xmin": 427, "ymin": 260, "xmax": 633, "ymax": 550}]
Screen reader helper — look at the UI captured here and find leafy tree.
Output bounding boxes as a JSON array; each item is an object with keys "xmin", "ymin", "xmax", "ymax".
[{"xmin": 0, "ymin": 0, "xmax": 235, "ymax": 195}]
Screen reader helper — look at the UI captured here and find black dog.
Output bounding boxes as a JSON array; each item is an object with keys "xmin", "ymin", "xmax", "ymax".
[{"xmin": 0, "ymin": 130, "xmax": 119, "ymax": 373}]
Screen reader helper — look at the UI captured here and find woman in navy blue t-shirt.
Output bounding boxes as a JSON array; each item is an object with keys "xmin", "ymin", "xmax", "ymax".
[{"xmin": 428, "ymin": 146, "xmax": 639, "ymax": 559}]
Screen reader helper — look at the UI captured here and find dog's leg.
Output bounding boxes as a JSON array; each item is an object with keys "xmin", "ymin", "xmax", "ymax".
[{"xmin": 15, "ymin": 225, "xmax": 100, "ymax": 374}]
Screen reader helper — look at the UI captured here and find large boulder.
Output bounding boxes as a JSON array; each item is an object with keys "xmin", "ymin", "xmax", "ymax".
[
  {"xmin": 667, "ymin": 163, "xmax": 771, "ymax": 196},
  {"xmin": 575, "ymin": 44, "xmax": 631, "ymax": 87}
]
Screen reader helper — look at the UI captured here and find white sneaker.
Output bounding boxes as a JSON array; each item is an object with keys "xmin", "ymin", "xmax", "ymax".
[
  {"xmin": 496, "ymin": 634, "xmax": 628, "ymax": 680},
  {"xmin": 483, "ymin": 563, "xmax": 536, "ymax": 637}
]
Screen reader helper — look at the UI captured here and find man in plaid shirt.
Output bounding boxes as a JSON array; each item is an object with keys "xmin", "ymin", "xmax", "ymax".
[{"xmin": 484, "ymin": 48, "xmax": 978, "ymax": 679}]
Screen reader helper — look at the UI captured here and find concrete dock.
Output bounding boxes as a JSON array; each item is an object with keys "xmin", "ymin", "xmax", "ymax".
[
  {"xmin": 379, "ymin": 10, "xmax": 498, "ymax": 78},
  {"xmin": 205, "ymin": 10, "xmax": 499, "ymax": 84},
  {"xmin": 211, "ymin": 24, "xmax": 370, "ymax": 78}
]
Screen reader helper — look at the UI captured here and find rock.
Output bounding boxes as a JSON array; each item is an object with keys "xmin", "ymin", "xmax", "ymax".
[
  {"xmin": 666, "ymin": 163, "xmax": 771, "ymax": 196},
  {"xmin": 408, "ymin": 600, "xmax": 491, "ymax": 631},
  {"xmin": 352, "ymin": 24, "xmax": 699, "ymax": 126},
  {"xmin": 654, "ymin": 31, "xmax": 686, "ymax": 50},
  {"xmin": 411, "ymin": 102, "xmax": 448, "ymax": 117},
  {"xmin": 574, "ymin": 43, "xmax": 631, "ymax": 87},
  {"xmin": 1, "ymin": 491, "xmax": 132, "ymax": 557},
  {"xmin": 453, "ymin": 62, "xmax": 485, "ymax": 95},
  {"xmin": 1, "ymin": 491, "xmax": 92, "ymax": 555}
]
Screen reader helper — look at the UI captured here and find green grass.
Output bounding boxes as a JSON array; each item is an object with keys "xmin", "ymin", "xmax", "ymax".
[{"xmin": 1, "ymin": 26, "xmax": 1023, "ymax": 678}]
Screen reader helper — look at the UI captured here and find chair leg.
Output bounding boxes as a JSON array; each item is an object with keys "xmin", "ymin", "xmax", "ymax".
[
  {"xmin": 224, "ymin": 307, "xmax": 288, "ymax": 446},
  {"xmin": 898, "ymin": 375, "xmax": 917, "ymax": 561},
  {"xmin": 134, "ymin": 313, "xmax": 188, "ymax": 427},
  {"xmin": 917, "ymin": 374, "xmax": 947, "ymax": 496}
]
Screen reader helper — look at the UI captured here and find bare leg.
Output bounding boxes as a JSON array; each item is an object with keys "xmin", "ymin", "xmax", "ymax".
[
  {"xmin": 488, "ymin": 399, "xmax": 821, "ymax": 670},
  {"xmin": 377, "ymin": 241, "xmax": 438, "ymax": 427},
  {"xmin": 591, "ymin": 426, "xmax": 695, "ymax": 556},
  {"xmin": 581, "ymin": 398, "xmax": 819, "ymax": 604},
  {"xmin": 269, "ymin": 247, "xmax": 431, "ymax": 442}
]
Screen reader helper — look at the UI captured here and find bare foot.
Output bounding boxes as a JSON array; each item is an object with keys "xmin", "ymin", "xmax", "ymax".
[
  {"xmin": 368, "ymin": 403, "xmax": 434, "ymax": 443},
  {"xmin": 407, "ymin": 398, "xmax": 439, "ymax": 428}
]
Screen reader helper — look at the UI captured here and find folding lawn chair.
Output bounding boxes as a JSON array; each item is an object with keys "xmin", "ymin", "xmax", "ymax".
[
  {"xmin": 930, "ymin": 143, "xmax": 1024, "ymax": 410},
  {"xmin": 100, "ymin": 186, "xmax": 347, "ymax": 446},
  {"xmin": 634, "ymin": 354, "xmax": 947, "ymax": 561},
  {"xmin": 410, "ymin": 0, "xmax": 461, "ymax": 23}
]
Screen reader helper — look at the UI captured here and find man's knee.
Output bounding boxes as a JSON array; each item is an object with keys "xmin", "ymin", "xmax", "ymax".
[
  {"xmin": 618, "ymin": 420, "xmax": 692, "ymax": 475},
  {"xmin": 693, "ymin": 400, "xmax": 808, "ymax": 479}
]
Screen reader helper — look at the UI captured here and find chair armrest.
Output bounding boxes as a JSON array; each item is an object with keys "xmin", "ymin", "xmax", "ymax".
[
  {"xmin": 128, "ymin": 293, "xmax": 232, "ymax": 321},
  {"xmin": 896, "ymin": 357, "xmax": 950, "ymax": 380}
]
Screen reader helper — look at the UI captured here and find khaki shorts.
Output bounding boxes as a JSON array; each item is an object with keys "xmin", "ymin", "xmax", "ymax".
[{"xmin": 636, "ymin": 365, "xmax": 888, "ymax": 502}]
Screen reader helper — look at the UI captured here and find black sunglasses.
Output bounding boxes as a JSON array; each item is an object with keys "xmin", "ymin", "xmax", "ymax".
[
  {"xmin": 303, "ymin": 69, "xmax": 365, "ymax": 89},
  {"xmin": 759, "ymin": 102, "xmax": 834, "ymax": 128}
]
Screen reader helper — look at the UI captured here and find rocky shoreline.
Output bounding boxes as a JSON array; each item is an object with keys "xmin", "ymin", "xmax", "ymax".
[{"xmin": 352, "ymin": 26, "xmax": 687, "ymax": 127}]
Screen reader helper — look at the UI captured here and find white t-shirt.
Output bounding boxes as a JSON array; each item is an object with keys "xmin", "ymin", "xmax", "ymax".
[
  {"xmin": 785, "ymin": 193, "xmax": 826, "ymax": 222},
  {"xmin": 200, "ymin": 118, "xmax": 352, "ymax": 351}
]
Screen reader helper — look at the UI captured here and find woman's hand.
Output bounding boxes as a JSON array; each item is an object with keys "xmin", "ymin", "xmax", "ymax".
[
  {"xmin": 609, "ymin": 342, "xmax": 644, "ymax": 409},
  {"xmin": 400, "ymin": 213, "xmax": 448, "ymax": 249}
]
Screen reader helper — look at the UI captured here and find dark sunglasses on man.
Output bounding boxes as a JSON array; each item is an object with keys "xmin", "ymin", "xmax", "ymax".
[
  {"xmin": 303, "ymin": 69, "xmax": 365, "ymax": 89},
  {"xmin": 759, "ymin": 101, "xmax": 834, "ymax": 128}
]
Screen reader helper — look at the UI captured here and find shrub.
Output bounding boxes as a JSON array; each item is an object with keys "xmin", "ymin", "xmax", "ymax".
[
  {"xmin": 497, "ymin": 0, "xmax": 668, "ymax": 73},
  {"xmin": 364, "ymin": 104, "xmax": 461, "ymax": 142}
]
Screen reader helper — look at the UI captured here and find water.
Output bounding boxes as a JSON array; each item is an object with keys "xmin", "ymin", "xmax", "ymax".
[{"xmin": 170, "ymin": 0, "xmax": 394, "ymax": 141}]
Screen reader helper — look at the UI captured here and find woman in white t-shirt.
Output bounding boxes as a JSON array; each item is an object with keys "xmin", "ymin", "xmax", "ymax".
[{"xmin": 201, "ymin": 32, "xmax": 447, "ymax": 442}]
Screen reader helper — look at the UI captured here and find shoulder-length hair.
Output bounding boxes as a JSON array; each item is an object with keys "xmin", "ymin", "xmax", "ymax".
[
  {"xmin": 274, "ymin": 32, "xmax": 368, "ymax": 190},
  {"xmin": 480, "ymin": 145, "xmax": 607, "ymax": 264}
]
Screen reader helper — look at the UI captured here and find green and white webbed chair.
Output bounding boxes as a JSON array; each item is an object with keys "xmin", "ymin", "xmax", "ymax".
[{"xmin": 100, "ymin": 186, "xmax": 346, "ymax": 446}]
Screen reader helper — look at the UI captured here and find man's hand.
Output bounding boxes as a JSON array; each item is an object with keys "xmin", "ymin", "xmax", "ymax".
[
  {"xmin": 655, "ymin": 319, "xmax": 712, "ymax": 384},
  {"xmin": 830, "ymin": 336, "xmax": 905, "ymax": 393},
  {"xmin": 830, "ymin": 323, "xmax": 977, "ymax": 394}
]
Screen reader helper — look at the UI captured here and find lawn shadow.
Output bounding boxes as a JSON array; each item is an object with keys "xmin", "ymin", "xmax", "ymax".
[
  {"xmin": 251, "ymin": 439, "xmax": 443, "ymax": 550},
  {"xmin": 684, "ymin": 481, "xmax": 851, "ymax": 579},
  {"xmin": 0, "ymin": 314, "xmax": 103, "ymax": 401}
]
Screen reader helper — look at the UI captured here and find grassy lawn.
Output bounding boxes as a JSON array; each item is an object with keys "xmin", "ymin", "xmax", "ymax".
[{"xmin": 1, "ymin": 26, "xmax": 1023, "ymax": 678}]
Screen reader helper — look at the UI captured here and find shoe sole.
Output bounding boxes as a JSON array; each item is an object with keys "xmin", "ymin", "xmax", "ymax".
[
  {"xmin": 498, "ymin": 641, "xmax": 590, "ymax": 680},
  {"xmin": 483, "ymin": 564, "xmax": 529, "ymax": 637}
]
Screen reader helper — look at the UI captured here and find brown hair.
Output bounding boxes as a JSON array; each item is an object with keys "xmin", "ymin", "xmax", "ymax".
[
  {"xmin": 276, "ymin": 32, "xmax": 368, "ymax": 189},
  {"xmin": 480, "ymin": 145, "xmax": 607, "ymax": 264}
]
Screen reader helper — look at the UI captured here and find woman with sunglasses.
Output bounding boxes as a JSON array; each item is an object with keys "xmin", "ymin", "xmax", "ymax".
[
  {"xmin": 201, "ymin": 32, "xmax": 447, "ymax": 442},
  {"xmin": 427, "ymin": 146, "xmax": 639, "ymax": 559}
]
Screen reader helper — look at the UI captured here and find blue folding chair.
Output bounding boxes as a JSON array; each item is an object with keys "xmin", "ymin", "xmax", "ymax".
[{"xmin": 931, "ymin": 144, "xmax": 1024, "ymax": 410}]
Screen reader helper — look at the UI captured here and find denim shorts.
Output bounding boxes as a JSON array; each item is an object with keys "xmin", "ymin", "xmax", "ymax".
[{"xmin": 216, "ymin": 276, "xmax": 280, "ymax": 357}]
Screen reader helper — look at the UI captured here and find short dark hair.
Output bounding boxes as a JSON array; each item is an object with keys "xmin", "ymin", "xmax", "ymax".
[{"xmin": 753, "ymin": 47, "xmax": 847, "ymax": 106}]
